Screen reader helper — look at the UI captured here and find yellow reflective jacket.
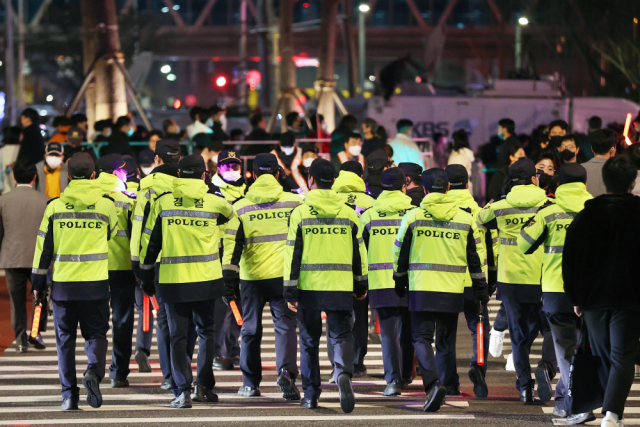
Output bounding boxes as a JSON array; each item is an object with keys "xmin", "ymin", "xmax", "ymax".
[
  {"xmin": 360, "ymin": 190, "xmax": 414, "ymax": 308},
  {"xmin": 31, "ymin": 179, "xmax": 118, "ymax": 301},
  {"xmin": 394, "ymin": 192, "xmax": 487, "ymax": 313},
  {"xmin": 223, "ymin": 174, "xmax": 302, "ymax": 282},
  {"xmin": 332, "ymin": 171, "xmax": 374, "ymax": 210},
  {"xmin": 283, "ymin": 189, "xmax": 368, "ymax": 311}
]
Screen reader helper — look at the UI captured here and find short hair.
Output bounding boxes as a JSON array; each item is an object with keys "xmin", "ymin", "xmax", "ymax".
[
  {"xmin": 588, "ymin": 116, "xmax": 602, "ymax": 130},
  {"xmin": 561, "ymin": 134, "xmax": 578, "ymax": 146},
  {"xmin": 396, "ymin": 119, "xmax": 413, "ymax": 132},
  {"xmin": 52, "ymin": 115, "xmax": 71, "ymax": 128},
  {"xmin": 279, "ymin": 131, "xmax": 296, "ymax": 147},
  {"xmin": 602, "ymin": 156, "xmax": 637, "ymax": 194},
  {"xmin": 628, "ymin": 143, "xmax": 640, "ymax": 169},
  {"xmin": 498, "ymin": 118, "xmax": 515, "ymax": 135},
  {"xmin": 315, "ymin": 178, "xmax": 334, "ymax": 190},
  {"xmin": 348, "ymin": 132, "xmax": 362, "ymax": 141},
  {"xmin": 162, "ymin": 119, "xmax": 175, "ymax": 133},
  {"xmin": 363, "ymin": 118, "xmax": 377, "ymax": 131},
  {"xmin": 189, "ymin": 106, "xmax": 203, "ymax": 121},
  {"xmin": 452, "ymin": 129, "xmax": 470, "ymax": 152},
  {"xmin": 230, "ymin": 128, "xmax": 244, "ymax": 140},
  {"xmin": 70, "ymin": 113, "xmax": 87, "ymax": 126},
  {"xmin": 115, "ymin": 116, "xmax": 131, "ymax": 129},
  {"xmin": 13, "ymin": 161, "xmax": 36, "ymax": 184},
  {"xmin": 338, "ymin": 114, "xmax": 358, "ymax": 130},
  {"xmin": 548, "ymin": 119, "xmax": 569, "ymax": 133},
  {"xmin": 94, "ymin": 119, "xmax": 111, "ymax": 132},
  {"xmin": 20, "ymin": 108, "xmax": 40, "ymax": 124},
  {"xmin": 250, "ymin": 113, "xmax": 264, "ymax": 128},
  {"xmin": 590, "ymin": 129, "xmax": 617, "ymax": 155},
  {"xmin": 285, "ymin": 112, "xmax": 300, "ymax": 126},
  {"xmin": 534, "ymin": 152, "xmax": 559, "ymax": 172},
  {"xmin": 157, "ymin": 152, "xmax": 181, "ymax": 165},
  {"xmin": 148, "ymin": 130, "xmax": 163, "ymax": 140}
]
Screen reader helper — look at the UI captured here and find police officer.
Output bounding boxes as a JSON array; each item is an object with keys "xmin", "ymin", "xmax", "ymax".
[
  {"xmin": 445, "ymin": 164, "xmax": 493, "ymax": 397},
  {"xmin": 517, "ymin": 163, "xmax": 594, "ymax": 424},
  {"xmin": 211, "ymin": 149, "xmax": 246, "ymax": 371},
  {"xmin": 31, "ymin": 152, "xmax": 118, "ymax": 410},
  {"xmin": 477, "ymin": 158, "xmax": 555, "ymax": 403},
  {"xmin": 130, "ymin": 139, "xmax": 196, "ymax": 389},
  {"xmin": 284, "ymin": 158, "xmax": 368, "ymax": 413},
  {"xmin": 333, "ymin": 161, "xmax": 375, "ymax": 211},
  {"xmin": 139, "ymin": 155, "xmax": 234, "ymax": 408},
  {"xmin": 397, "ymin": 163, "xmax": 425, "ymax": 207},
  {"xmin": 222, "ymin": 153, "xmax": 302, "ymax": 399},
  {"xmin": 360, "ymin": 167, "xmax": 414, "ymax": 396},
  {"xmin": 96, "ymin": 154, "xmax": 137, "ymax": 387},
  {"xmin": 394, "ymin": 168, "xmax": 489, "ymax": 412}
]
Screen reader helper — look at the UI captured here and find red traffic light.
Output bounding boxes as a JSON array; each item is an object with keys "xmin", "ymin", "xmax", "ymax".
[
  {"xmin": 216, "ymin": 76, "xmax": 227, "ymax": 87},
  {"xmin": 173, "ymin": 99, "xmax": 181, "ymax": 109}
]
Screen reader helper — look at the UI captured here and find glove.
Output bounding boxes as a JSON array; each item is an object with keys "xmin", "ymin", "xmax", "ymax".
[
  {"xmin": 487, "ymin": 283, "xmax": 497, "ymax": 298},
  {"xmin": 394, "ymin": 273, "xmax": 409, "ymax": 298},
  {"xmin": 488, "ymin": 269, "xmax": 497, "ymax": 288},
  {"xmin": 474, "ymin": 290, "xmax": 490, "ymax": 306},
  {"xmin": 141, "ymin": 279, "xmax": 155, "ymax": 297},
  {"xmin": 223, "ymin": 279, "xmax": 240, "ymax": 306},
  {"xmin": 353, "ymin": 280, "xmax": 367, "ymax": 299}
]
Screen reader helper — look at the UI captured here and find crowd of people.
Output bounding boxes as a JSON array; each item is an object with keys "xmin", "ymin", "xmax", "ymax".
[{"xmin": 0, "ymin": 105, "xmax": 639, "ymax": 427}]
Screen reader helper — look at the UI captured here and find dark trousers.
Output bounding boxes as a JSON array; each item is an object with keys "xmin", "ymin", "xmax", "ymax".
[
  {"xmin": 155, "ymin": 302, "xmax": 197, "ymax": 384},
  {"xmin": 6, "ymin": 268, "xmax": 47, "ymax": 346},
  {"xmin": 463, "ymin": 296, "xmax": 490, "ymax": 375},
  {"xmin": 108, "ymin": 277, "xmax": 136, "ymax": 381},
  {"xmin": 240, "ymin": 293, "xmax": 298, "ymax": 388},
  {"xmin": 327, "ymin": 296, "xmax": 368, "ymax": 373},
  {"xmin": 375, "ymin": 306, "xmax": 414, "ymax": 384},
  {"xmin": 299, "ymin": 309, "xmax": 353, "ymax": 400},
  {"xmin": 213, "ymin": 296, "xmax": 241, "ymax": 360},
  {"xmin": 503, "ymin": 301, "xmax": 556, "ymax": 391},
  {"xmin": 583, "ymin": 308, "xmax": 640, "ymax": 417},
  {"xmin": 411, "ymin": 311, "xmax": 459, "ymax": 391},
  {"xmin": 134, "ymin": 285, "xmax": 154, "ymax": 356},
  {"xmin": 545, "ymin": 312, "xmax": 581, "ymax": 411},
  {"xmin": 166, "ymin": 299, "xmax": 216, "ymax": 396},
  {"xmin": 53, "ymin": 298, "xmax": 109, "ymax": 400},
  {"xmin": 493, "ymin": 302, "xmax": 509, "ymax": 332}
]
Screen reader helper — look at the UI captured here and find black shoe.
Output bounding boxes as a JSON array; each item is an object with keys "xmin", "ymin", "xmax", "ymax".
[
  {"xmin": 300, "ymin": 397, "xmax": 318, "ymax": 409},
  {"xmin": 229, "ymin": 356, "xmax": 240, "ymax": 366},
  {"xmin": 16, "ymin": 345, "xmax": 27, "ymax": 353},
  {"xmin": 446, "ymin": 385, "xmax": 461, "ymax": 396},
  {"xmin": 566, "ymin": 411, "xmax": 596, "ymax": 425},
  {"xmin": 423, "ymin": 380, "xmax": 446, "ymax": 412},
  {"xmin": 535, "ymin": 365, "xmax": 552, "ymax": 403},
  {"xmin": 192, "ymin": 385, "xmax": 218, "ymax": 403},
  {"xmin": 82, "ymin": 370, "xmax": 103, "ymax": 409},
  {"xmin": 237, "ymin": 385, "xmax": 261, "ymax": 397},
  {"xmin": 337, "ymin": 372, "xmax": 355, "ymax": 414},
  {"xmin": 383, "ymin": 380, "xmax": 401, "ymax": 397},
  {"xmin": 212, "ymin": 357, "xmax": 234, "ymax": 371},
  {"xmin": 519, "ymin": 387, "xmax": 534, "ymax": 403},
  {"xmin": 161, "ymin": 379, "xmax": 175, "ymax": 390},
  {"xmin": 277, "ymin": 368, "xmax": 301, "ymax": 401},
  {"xmin": 135, "ymin": 351, "xmax": 152, "ymax": 373},
  {"xmin": 401, "ymin": 377, "xmax": 413, "ymax": 388},
  {"xmin": 352, "ymin": 368, "xmax": 367, "ymax": 378},
  {"xmin": 28, "ymin": 334, "xmax": 46, "ymax": 350},
  {"xmin": 110, "ymin": 379, "xmax": 129, "ymax": 388},
  {"xmin": 60, "ymin": 397, "xmax": 79, "ymax": 411},
  {"xmin": 468, "ymin": 365, "xmax": 488, "ymax": 398},
  {"xmin": 553, "ymin": 406, "xmax": 568, "ymax": 418},
  {"xmin": 170, "ymin": 391, "xmax": 192, "ymax": 408}
]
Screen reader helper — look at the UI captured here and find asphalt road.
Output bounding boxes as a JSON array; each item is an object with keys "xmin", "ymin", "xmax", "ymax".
[{"xmin": 0, "ymin": 297, "xmax": 634, "ymax": 426}]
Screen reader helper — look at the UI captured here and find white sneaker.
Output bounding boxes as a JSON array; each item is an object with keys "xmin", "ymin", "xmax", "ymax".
[
  {"xmin": 505, "ymin": 353, "xmax": 515, "ymax": 372},
  {"xmin": 602, "ymin": 413, "xmax": 624, "ymax": 427},
  {"xmin": 489, "ymin": 328, "xmax": 505, "ymax": 358}
]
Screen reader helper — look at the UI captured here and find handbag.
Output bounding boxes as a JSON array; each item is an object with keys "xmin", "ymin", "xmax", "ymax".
[{"xmin": 566, "ymin": 318, "xmax": 605, "ymax": 415}]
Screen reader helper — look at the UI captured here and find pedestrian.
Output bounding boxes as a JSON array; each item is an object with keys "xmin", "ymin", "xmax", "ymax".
[
  {"xmin": 330, "ymin": 115, "xmax": 358, "ymax": 165},
  {"xmin": 64, "ymin": 127, "xmax": 97, "ymax": 163},
  {"xmin": 139, "ymin": 155, "xmax": 235, "ymax": 408},
  {"xmin": 336, "ymin": 133, "xmax": 365, "ymax": 168},
  {"xmin": 287, "ymin": 144, "xmax": 318, "ymax": 193},
  {"xmin": 393, "ymin": 168, "xmax": 489, "ymax": 410},
  {"xmin": 35, "ymin": 142, "xmax": 68, "ymax": 198},
  {"xmin": 16, "ymin": 108, "xmax": 45, "ymax": 167},
  {"xmin": 283, "ymin": 158, "xmax": 368, "ymax": 413},
  {"xmin": 558, "ymin": 135, "xmax": 580, "ymax": 165},
  {"xmin": 0, "ymin": 126, "xmax": 22, "ymax": 194},
  {"xmin": 271, "ymin": 132, "xmax": 302, "ymax": 176},
  {"xmin": 447, "ymin": 129, "xmax": 475, "ymax": 179},
  {"xmin": 208, "ymin": 106, "xmax": 230, "ymax": 142},
  {"xmin": 0, "ymin": 161, "xmax": 50, "ymax": 352},
  {"xmin": 360, "ymin": 167, "xmax": 415, "ymax": 396},
  {"xmin": 582, "ymin": 129, "xmax": 617, "ymax": 198},
  {"xmin": 397, "ymin": 162, "xmax": 424, "ymax": 206},
  {"xmin": 285, "ymin": 112, "xmax": 307, "ymax": 140},
  {"xmin": 186, "ymin": 106, "xmax": 212, "ymax": 139},
  {"xmin": 563, "ymin": 156, "xmax": 640, "ymax": 427},
  {"xmin": 486, "ymin": 140, "xmax": 526, "ymax": 203},
  {"xmin": 31, "ymin": 152, "xmax": 118, "ymax": 410},
  {"xmin": 48, "ymin": 116, "xmax": 71, "ymax": 144},
  {"xmin": 104, "ymin": 116, "xmax": 136, "ymax": 158},
  {"xmin": 365, "ymin": 150, "xmax": 394, "ymax": 199},
  {"xmin": 333, "ymin": 161, "xmax": 374, "ymax": 210},
  {"xmin": 361, "ymin": 118, "xmax": 384, "ymax": 158},
  {"xmin": 387, "ymin": 119, "xmax": 424, "ymax": 168},
  {"xmin": 70, "ymin": 113, "xmax": 88, "ymax": 133},
  {"xmin": 222, "ymin": 153, "xmax": 302, "ymax": 399}
]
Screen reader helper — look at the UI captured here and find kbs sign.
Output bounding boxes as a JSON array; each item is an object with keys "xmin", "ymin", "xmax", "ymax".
[{"xmin": 412, "ymin": 121, "xmax": 449, "ymax": 138}]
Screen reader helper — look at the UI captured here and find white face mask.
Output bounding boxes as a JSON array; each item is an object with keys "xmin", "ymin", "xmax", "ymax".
[
  {"xmin": 348, "ymin": 145, "xmax": 362, "ymax": 156},
  {"xmin": 281, "ymin": 146, "xmax": 296, "ymax": 156},
  {"xmin": 221, "ymin": 170, "xmax": 242, "ymax": 182},
  {"xmin": 45, "ymin": 156, "xmax": 63, "ymax": 169},
  {"xmin": 211, "ymin": 154, "xmax": 219, "ymax": 165},
  {"xmin": 140, "ymin": 166, "xmax": 155, "ymax": 176},
  {"xmin": 220, "ymin": 114, "xmax": 228, "ymax": 131},
  {"xmin": 302, "ymin": 157, "xmax": 314, "ymax": 168},
  {"xmin": 174, "ymin": 125, "xmax": 180, "ymax": 134}
]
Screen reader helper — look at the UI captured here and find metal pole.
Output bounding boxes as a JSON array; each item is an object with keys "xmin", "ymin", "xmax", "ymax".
[
  {"xmin": 17, "ymin": 0, "xmax": 24, "ymax": 110},
  {"xmin": 358, "ymin": 9, "xmax": 365, "ymax": 92},
  {"xmin": 515, "ymin": 23, "xmax": 521, "ymax": 71},
  {"xmin": 238, "ymin": 0, "xmax": 247, "ymax": 110},
  {"xmin": 5, "ymin": 0, "xmax": 15, "ymax": 125}
]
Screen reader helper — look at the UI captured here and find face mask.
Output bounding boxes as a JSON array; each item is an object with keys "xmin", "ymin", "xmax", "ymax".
[
  {"xmin": 45, "ymin": 156, "xmax": 62, "ymax": 169},
  {"xmin": 174, "ymin": 125, "xmax": 180, "ymax": 134},
  {"xmin": 205, "ymin": 118, "xmax": 214, "ymax": 128},
  {"xmin": 211, "ymin": 154, "xmax": 219, "ymax": 165},
  {"xmin": 498, "ymin": 130, "xmax": 505, "ymax": 140},
  {"xmin": 127, "ymin": 127, "xmax": 134, "ymax": 137},
  {"xmin": 281, "ymin": 146, "xmax": 296, "ymax": 156},
  {"xmin": 221, "ymin": 170, "xmax": 242, "ymax": 182},
  {"xmin": 302, "ymin": 158, "xmax": 314, "ymax": 168},
  {"xmin": 537, "ymin": 171, "xmax": 554, "ymax": 188},
  {"xmin": 549, "ymin": 136, "xmax": 563, "ymax": 147},
  {"xmin": 560, "ymin": 149, "xmax": 576, "ymax": 161},
  {"xmin": 220, "ymin": 114, "xmax": 228, "ymax": 131},
  {"xmin": 140, "ymin": 166, "xmax": 155, "ymax": 176},
  {"xmin": 103, "ymin": 129, "xmax": 112, "ymax": 138},
  {"xmin": 348, "ymin": 145, "xmax": 362, "ymax": 156}
]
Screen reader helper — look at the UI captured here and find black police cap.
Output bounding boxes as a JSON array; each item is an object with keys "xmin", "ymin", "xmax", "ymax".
[
  {"xmin": 138, "ymin": 149, "xmax": 155, "ymax": 165},
  {"xmin": 179, "ymin": 155, "xmax": 206, "ymax": 177},
  {"xmin": 253, "ymin": 153, "xmax": 279, "ymax": 173},
  {"xmin": 445, "ymin": 164, "xmax": 469, "ymax": 189},
  {"xmin": 309, "ymin": 158, "xmax": 336, "ymax": 185},
  {"xmin": 381, "ymin": 167, "xmax": 406, "ymax": 191},
  {"xmin": 217, "ymin": 150, "xmax": 242, "ymax": 167},
  {"xmin": 367, "ymin": 149, "xmax": 393, "ymax": 170},
  {"xmin": 508, "ymin": 158, "xmax": 536, "ymax": 182},
  {"xmin": 96, "ymin": 153, "xmax": 125, "ymax": 174},
  {"xmin": 422, "ymin": 168, "xmax": 449, "ymax": 193},
  {"xmin": 340, "ymin": 161, "xmax": 363, "ymax": 177},
  {"xmin": 122, "ymin": 155, "xmax": 138, "ymax": 176},
  {"xmin": 68, "ymin": 152, "xmax": 95, "ymax": 179},
  {"xmin": 559, "ymin": 163, "xmax": 587, "ymax": 185},
  {"xmin": 397, "ymin": 162, "xmax": 423, "ymax": 179},
  {"xmin": 155, "ymin": 139, "xmax": 181, "ymax": 156},
  {"xmin": 301, "ymin": 144, "xmax": 319, "ymax": 155}
]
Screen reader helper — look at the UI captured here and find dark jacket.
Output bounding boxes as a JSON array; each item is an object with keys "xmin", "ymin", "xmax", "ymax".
[
  {"xmin": 366, "ymin": 173, "xmax": 383, "ymax": 199},
  {"xmin": 16, "ymin": 124, "xmax": 45, "ymax": 166},
  {"xmin": 563, "ymin": 194, "xmax": 640, "ymax": 311},
  {"xmin": 211, "ymin": 122, "xmax": 229, "ymax": 142},
  {"xmin": 406, "ymin": 185, "xmax": 425, "ymax": 207},
  {"xmin": 242, "ymin": 128, "xmax": 273, "ymax": 156},
  {"xmin": 64, "ymin": 144, "xmax": 98, "ymax": 163},
  {"xmin": 486, "ymin": 165, "xmax": 508, "ymax": 203},
  {"xmin": 362, "ymin": 137, "xmax": 384, "ymax": 159},
  {"xmin": 104, "ymin": 130, "xmax": 135, "ymax": 158}
]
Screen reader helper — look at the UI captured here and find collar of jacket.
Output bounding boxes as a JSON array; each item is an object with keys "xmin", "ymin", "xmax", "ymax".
[
  {"xmin": 373, "ymin": 190, "xmax": 413, "ymax": 213},
  {"xmin": 332, "ymin": 170, "xmax": 366, "ymax": 193}
]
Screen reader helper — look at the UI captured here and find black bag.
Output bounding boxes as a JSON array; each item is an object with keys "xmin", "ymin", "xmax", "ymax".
[{"xmin": 566, "ymin": 319, "xmax": 605, "ymax": 415}]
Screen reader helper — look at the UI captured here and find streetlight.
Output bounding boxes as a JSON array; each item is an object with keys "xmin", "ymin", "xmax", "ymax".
[
  {"xmin": 515, "ymin": 16, "xmax": 529, "ymax": 71},
  {"xmin": 160, "ymin": 64, "xmax": 171, "ymax": 74},
  {"xmin": 358, "ymin": 4, "xmax": 370, "ymax": 93},
  {"xmin": 518, "ymin": 17, "xmax": 529, "ymax": 26}
]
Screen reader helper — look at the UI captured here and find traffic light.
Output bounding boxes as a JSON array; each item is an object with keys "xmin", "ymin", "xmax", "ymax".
[{"xmin": 216, "ymin": 76, "xmax": 227, "ymax": 87}]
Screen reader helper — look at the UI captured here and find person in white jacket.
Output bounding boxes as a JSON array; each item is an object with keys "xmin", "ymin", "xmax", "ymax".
[
  {"xmin": 447, "ymin": 129, "xmax": 475, "ymax": 194},
  {"xmin": 387, "ymin": 119, "xmax": 424, "ymax": 169}
]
